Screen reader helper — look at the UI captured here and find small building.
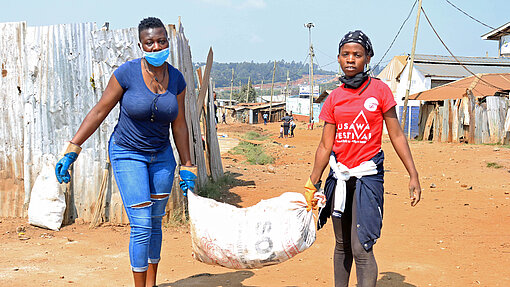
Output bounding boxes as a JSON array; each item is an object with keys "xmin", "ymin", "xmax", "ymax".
[
  {"xmin": 224, "ymin": 102, "xmax": 286, "ymax": 124},
  {"xmin": 377, "ymin": 55, "xmax": 408, "ymax": 95},
  {"xmin": 410, "ymin": 73, "xmax": 510, "ymax": 144},
  {"xmin": 285, "ymin": 85, "xmax": 323, "ymax": 122},
  {"xmin": 481, "ymin": 21, "xmax": 510, "ymax": 57},
  {"xmin": 391, "ymin": 54, "xmax": 510, "ymax": 138}
]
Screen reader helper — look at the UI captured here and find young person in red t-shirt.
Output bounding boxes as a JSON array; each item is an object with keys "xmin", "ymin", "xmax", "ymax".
[{"xmin": 304, "ymin": 30, "xmax": 421, "ymax": 287}]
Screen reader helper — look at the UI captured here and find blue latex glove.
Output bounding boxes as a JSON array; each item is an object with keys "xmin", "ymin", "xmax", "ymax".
[
  {"xmin": 55, "ymin": 143, "xmax": 82, "ymax": 184},
  {"xmin": 179, "ymin": 166, "xmax": 197, "ymax": 196},
  {"xmin": 55, "ymin": 152, "xmax": 78, "ymax": 184}
]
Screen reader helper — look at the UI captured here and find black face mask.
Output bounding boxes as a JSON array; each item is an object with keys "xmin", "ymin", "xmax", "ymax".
[{"xmin": 339, "ymin": 70, "xmax": 370, "ymax": 89}]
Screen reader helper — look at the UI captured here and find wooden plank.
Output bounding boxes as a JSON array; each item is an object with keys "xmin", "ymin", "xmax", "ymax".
[
  {"xmin": 452, "ymin": 100, "xmax": 458, "ymax": 142},
  {"xmin": 441, "ymin": 100, "xmax": 449, "ymax": 142},
  {"xmin": 205, "ymin": 81, "xmax": 224, "ymax": 181},
  {"xmin": 423, "ymin": 107, "xmax": 435, "ymax": 141},
  {"xmin": 418, "ymin": 104, "xmax": 432, "ymax": 141},
  {"xmin": 196, "ymin": 67, "xmax": 203, "ymax": 87},
  {"xmin": 177, "ymin": 25, "xmax": 207, "ymax": 184},
  {"xmin": 467, "ymin": 91, "xmax": 476, "ymax": 144},
  {"xmin": 448, "ymin": 99, "xmax": 453, "ymax": 142},
  {"xmin": 435, "ymin": 106, "xmax": 443, "ymax": 141},
  {"xmin": 197, "ymin": 48, "xmax": 213, "ymax": 117},
  {"xmin": 203, "ymin": 87, "xmax": 212, "ymax": 177}
]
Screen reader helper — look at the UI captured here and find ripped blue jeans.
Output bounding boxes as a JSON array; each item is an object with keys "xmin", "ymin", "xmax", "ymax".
[{"xmin": 109, "ymin": 138, "xmax": 175, "ymax": 272}]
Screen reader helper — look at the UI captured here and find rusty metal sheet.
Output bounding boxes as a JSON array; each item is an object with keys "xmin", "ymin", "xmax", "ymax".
[
  {"xmin": 0, "ymin": 21, "xmax": 200, "ymax": 223},
  {"xmin": 0, "ymin": 22, "xmax": 26, "ymax": 217}
]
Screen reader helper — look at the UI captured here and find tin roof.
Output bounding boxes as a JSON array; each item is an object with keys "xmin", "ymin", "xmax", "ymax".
[
  {"xmin": 409, "ymin": 73, "xmax": 510, "ymax": 101},
  {"xmin": 413, "ymin": 54, "xmax": 510, "ymax": 65},
  {"xmin": 414, "ymin": 63, "xmax": 510, "ymax": 79},
  {"xmin": 481, "ymin": 22, "xmax": 510, "ymax": 40},
  {"xmin": 396, "ymin": 54, "xmax": 510, "ymax": 80}
]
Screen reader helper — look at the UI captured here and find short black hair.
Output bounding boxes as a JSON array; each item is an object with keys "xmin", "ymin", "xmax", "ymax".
[{"xmin": 138, "ymin": 17, "xmax": 166, "ymax": 40}]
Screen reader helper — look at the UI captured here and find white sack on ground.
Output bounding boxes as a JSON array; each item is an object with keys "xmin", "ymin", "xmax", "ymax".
[
  {"xmin": 188, "ymin": 191, "xmax": 316, "ymax": 269},
  {"xmin": 28, "ymin": 158, "xmax": 66, "ymax": 231}
]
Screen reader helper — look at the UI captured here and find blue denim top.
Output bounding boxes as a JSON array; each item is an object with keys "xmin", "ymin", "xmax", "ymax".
[
  {"xmin": 318, "ymin": 150, "xmax": 385, "ymax": 251},
  {"xmin": 112, "ymin": 58, "xmax": 186, "ymax": 152}
]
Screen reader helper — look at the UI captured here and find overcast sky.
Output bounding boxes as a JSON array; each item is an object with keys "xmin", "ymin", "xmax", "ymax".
[{"xmin": 2, "ymin": 0, "xmax": 508, "ymax": 71}]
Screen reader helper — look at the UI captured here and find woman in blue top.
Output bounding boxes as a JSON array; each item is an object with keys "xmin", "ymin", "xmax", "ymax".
[{"xmin": 54, "ymin": 17, "xmax": 197, "ymax": 287}]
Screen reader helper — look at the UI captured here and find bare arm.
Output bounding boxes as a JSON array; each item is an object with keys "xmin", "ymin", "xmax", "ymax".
[
  {"xmin": 309, "ymin": 122, "xmax": 336, "ymax": 184},
  {"xmin": 383, "ymin": 106, "xmax": 421, "ymax": 206},
  {"xmin": 70, "ymin": 75, "xmax": 124, "ymax": 145},
  {"xmin": 171, "ymin": 89, "xmax": 193, "ymax": 166}
]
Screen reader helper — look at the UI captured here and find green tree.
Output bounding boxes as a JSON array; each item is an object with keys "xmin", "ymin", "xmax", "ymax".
[
  {"xmin": 195, "ymin": 61, "xmax": 335, "ymax": 87},
  {"xmin": 232, "ymin": 83, "xmax": 256, "ymax": 103}
]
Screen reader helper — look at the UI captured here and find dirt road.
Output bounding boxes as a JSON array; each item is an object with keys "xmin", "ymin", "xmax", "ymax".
[{"xmin": 1, "ymin": 122, "xmax": 509, "ymax": 286}]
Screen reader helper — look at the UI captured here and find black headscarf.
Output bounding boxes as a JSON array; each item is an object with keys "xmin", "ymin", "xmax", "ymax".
[
  {"xmin": 338, "ymin": 30, "xmax": 374, "ymax": 57},
  {"xmin": 338, "ymin": 30, "xmax": 374, "ymax": 89}
]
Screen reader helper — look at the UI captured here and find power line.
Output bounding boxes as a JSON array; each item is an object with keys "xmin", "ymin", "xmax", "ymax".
[
  {"xmin": 318, "ymin": 60, "xmax": 338, "ymax": 69},
  {"xmin": 421, "ymin": 6, "xmax": 505, "ymax": 90},
  {"xmin": 315, "ymin": 47, "xmax": 337, "ymax": 60},
  {"xmin": 297, "ymin": 53, "xmax": 310, "ymax": 75},
  {"xmin": 372, "ymin": 0, "xmax": 418, "ymax": 71},
  {"xmin": 444, "ymin": 0, "xmax": 495, "ymax": 30}
]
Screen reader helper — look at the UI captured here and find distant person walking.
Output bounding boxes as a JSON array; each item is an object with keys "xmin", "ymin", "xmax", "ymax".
[
  {"xmin": 290, "ymin": 120, "xmax": 296, "ymax": 137},
  {"xmin": 281, "ymin": 113, "xmax": 292, "ymax": 138},
  {"xmin": 263, "ymin": 113, "xmax": 268, "ymax": 125},
  {"xmin": 304, "ymin": 30, "xmax": 421, "ymax": 287},
  {"xmin": 222, "ymin": 112, "xmax": 227, "ymax": 124},
  {"xmin": 213, "ymin": 91, "xmax": 218, "ymax": 124}
]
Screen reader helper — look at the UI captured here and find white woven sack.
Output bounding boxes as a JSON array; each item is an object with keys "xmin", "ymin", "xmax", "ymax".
[
  {"xmin": 28, "ymin": 158, "xmax": 66, "ymax": 231},
  {"xmin": 188, "ymin": 191, "xmax": 316, "ymax": 269}
]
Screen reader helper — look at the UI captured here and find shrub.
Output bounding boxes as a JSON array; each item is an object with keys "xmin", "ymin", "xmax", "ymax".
[
  {"xmin": 486, "ymin": 162, "xmax": 503, "ymax": 169},
  {"xmin": 196, "ymin": 172, "xmax": 236, "ymax": 200},
  {"xmin": 231, "ymin": 141, "xmax": 274, "ymax": 165}
]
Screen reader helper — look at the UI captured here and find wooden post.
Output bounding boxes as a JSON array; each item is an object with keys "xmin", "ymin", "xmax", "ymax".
[
  {"xmin": 269, "ymin": 60, "xmax": 276, "ymax": 122},
  {"xmin": 197, "ymin": 48, "xmax": 213, "ymax": 117},
  {"xmin": 465, "ymin": 76, "xmax": 480, "ymax": 144},
  {"xmin": 205, "ymin": 81, "xmax": 224, "ymax": 181},
  {"xmin": 423, "ymin": 107, "xmax": 435, "ymax": 141},
  {"xmin": 285, "ymin": 70, "xmax": 289, "ymax": 106},
  {"xmin": 467, "ymin": 90, "xmax": 476, "ymax": 144},
  {"xmin": 245, "ymin": 76, "xmax": 251, "ymax": 103},
  {"xmin": 401, "ymin": 0, "xmax": 423, "ymax": 128},
  {"xmin": 229, "ymin": 68, "xmax": 234, "ymax": 106},
  {"xmin": 448, "ymin": 100, "xmax": 453, "ymax": 142}
]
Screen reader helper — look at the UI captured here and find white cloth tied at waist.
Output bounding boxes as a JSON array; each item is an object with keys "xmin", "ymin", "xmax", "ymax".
[{"xmin": 329, "ymin": 154, "xmax": 378, "ymax": 213}]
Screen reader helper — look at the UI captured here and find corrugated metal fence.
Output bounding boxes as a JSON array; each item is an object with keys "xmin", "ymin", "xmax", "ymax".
[
  {"xmin": 417, "ymin": 95, "xmax": 509, "ymax": 144},
  {"xmin": 0, "ymin": 21, "xmax": 209, "ymax": 222}
]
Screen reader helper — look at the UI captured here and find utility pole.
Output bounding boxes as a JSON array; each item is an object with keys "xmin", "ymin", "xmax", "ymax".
[
  {"xmin": 229, "ymin": 68, "xmax": 234, "ymax": 106},
  {"xmin": 269, "ymin": 60, "xmax": 276, "ymax": 122},
  {"xmin": 285, "ymin": 70, "xmax": 290, "ymax": 106},
  {"xmin": 305, "ymin": 22, "xmax": 315, "ymax": 127},
  {"xmin": 260, "ymin": 79, "xmax": 264, "ymax": 97},
  {"xmin": 245, "ymin": 76, "xmax": 251, "ymax": 103},
  {"xmin": 401, "ymin": 0, "xmax": 423, "ymax": 137}
]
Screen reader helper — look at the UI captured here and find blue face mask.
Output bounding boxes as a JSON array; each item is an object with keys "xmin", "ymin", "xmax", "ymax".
[{"xmin": 143, "ymin": 48, "xmax": 169, "ymax": 67}]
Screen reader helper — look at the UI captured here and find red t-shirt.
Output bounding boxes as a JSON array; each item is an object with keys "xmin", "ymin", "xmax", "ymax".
[{"xmin": 319, "ymin": 78, "xmax": 396, "ymax": 168}]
